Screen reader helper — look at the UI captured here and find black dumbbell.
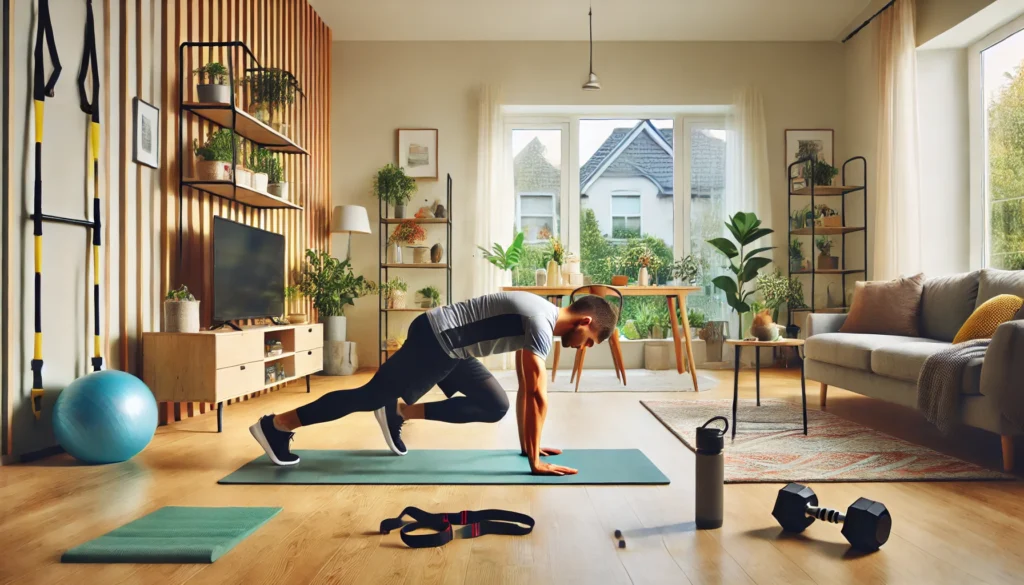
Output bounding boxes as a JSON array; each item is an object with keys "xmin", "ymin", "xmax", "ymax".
[{"xmin": 771, "ymin": 483, "xmax": 891, "ymax": 552}]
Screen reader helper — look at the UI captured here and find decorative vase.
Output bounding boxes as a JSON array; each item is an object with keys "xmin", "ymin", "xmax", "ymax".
[
  {"xmin": 394, "ymin": 204, "xmax": 406, "ymax": 219},
  {"xmin": 388, "ymin": 243, "xmax": 403, "ymax": 264},
  {"xmin": 268, "ymin": 182, "xmax": 289, "ymax": 200},
  {"xmin": 412, "ymin": 246, "xmax": 429, "ymax": 264},
  {"xmin": 546, "ymin": 260, "xmax": 561, "ymax": 287},
  {"xmin": 699, "ymin": 321, "xmax": 727, "ymax": 362},
  {"xmin": 387, "ymin": 290, "xmax": 406, "ymax": 309},
  {"xmin": 611, "ymin": 275, "xmax": 629, "ymax": 286},
  {"xmin": 501, "ymin": 270, "xmax": 513, "ymax": 287},
  {"xmin": 535, "ymin": 269, "xmax": 547, "ymax": 286},
  {"xmin": 197, "ymin": 83, "xmax": 230, "ymax": 103},
  {"xmin": 638, "ymin": 267, "xmax": 650, "ymax": 287},
  {"xmin": 430, "ymin": 243, "xmax": 443, "ymax": 263},
  {"xmin": 163, "ymin": 300, "xmax": 200, "ymax": 333},
  {"xmin": 434, "ymin": 203, "xmax": 447, "ymax": 218},
  {"xmin": 287, "ymin": 312, "xmax": 307, "ymax": 324},
  {"xmin": 251, "ymin": 171, "xmax": 269, "ymax": 192},
  {"xmin": 196, "ymin": 160, "xmax": 231, "ymax": 181}
]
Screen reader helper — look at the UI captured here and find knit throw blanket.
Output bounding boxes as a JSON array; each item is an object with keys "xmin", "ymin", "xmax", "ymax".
[{"xmin": 917, "ymin": 339, "xmax": 990, "ymax": 434}]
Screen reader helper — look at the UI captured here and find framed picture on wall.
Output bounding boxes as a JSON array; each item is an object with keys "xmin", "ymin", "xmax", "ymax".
[
  {"xmin": 396, "ymin": 128, "xmax": 438, "ymax": 180},
  {"xmin": 785, "ymin": 129, "xmax": 833, "ymax": 190},
  {"xmin": 133, "ymin": 97, "xmax": 159, "ymax": 169}
]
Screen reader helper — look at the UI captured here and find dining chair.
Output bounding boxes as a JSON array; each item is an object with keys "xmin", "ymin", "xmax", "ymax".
[{"xmin": 555, "ymin": 285, "xmax": 625, "ymax": 391}]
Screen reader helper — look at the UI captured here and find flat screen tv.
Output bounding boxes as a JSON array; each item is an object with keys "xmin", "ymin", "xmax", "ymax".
[{"xmin": 213, "ymin": 217, "xmax": 285, "ymax": 323}]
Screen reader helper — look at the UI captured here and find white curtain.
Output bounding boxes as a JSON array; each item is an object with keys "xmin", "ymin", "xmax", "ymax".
[
  {"xmin": 874, "ymin": 0, "xmax": 922, "ymax": 280},
  {"xmin": 724, "ymin": 87, "xmax": 773, "ymax": 232},
  {"xmin": 472, "ymin": 84, "xmax": 509, "ymax": 298}
]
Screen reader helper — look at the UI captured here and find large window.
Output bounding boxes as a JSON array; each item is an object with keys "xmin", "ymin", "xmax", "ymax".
[
  {"xmin": 973, "ymin": 18, "xmax": 1024, "ymax": 270},
  {"xmin": 505, "ymin": 113, "xmax": 727, "ymax": 338}
]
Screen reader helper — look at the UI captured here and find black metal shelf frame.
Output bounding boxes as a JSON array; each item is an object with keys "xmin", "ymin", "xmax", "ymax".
[
  {"xmin": 176, "ymin": 41, "xmax": 307, "ymax": 266},
  {"xmin": 786, "ymin": 156, "xmax": 868, "ymax": 321},
  {"xmin": 378, "ymin": 175, "xmax": 453, "ymax": 365}
]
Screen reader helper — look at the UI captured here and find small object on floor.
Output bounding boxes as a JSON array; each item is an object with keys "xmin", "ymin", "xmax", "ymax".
[
  {"xmin": 613, "ymin": 529, "xmax": 622, "ymax": 538},
  {"xmin": 772, "ymin": 483, "xmax": 891, "ymax": 552},
  {"xmin": 617, "ymin": 539, "xmax": 626, "ymax": 549},
  {"xmin": 380, "ymin": 506, "xmax": 534, "ymax": 548},
  {"xmin": 62, "ymin": 506, "xmax": 281, "ymax": 563},
  {"xmin": 53, "ymin": 370, "xmax": 158, "ymax": 464}
]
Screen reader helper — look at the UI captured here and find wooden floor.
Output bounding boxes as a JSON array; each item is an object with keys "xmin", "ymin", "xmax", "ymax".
[{"xmin": 2, "ymin": 368, "xmax": 1023, "ymax": 585}]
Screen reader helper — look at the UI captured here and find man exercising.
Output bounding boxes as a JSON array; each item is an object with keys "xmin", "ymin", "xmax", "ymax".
[{"xmin": 250, "ymin": 291, "xmax": 617, "ymax": 475}]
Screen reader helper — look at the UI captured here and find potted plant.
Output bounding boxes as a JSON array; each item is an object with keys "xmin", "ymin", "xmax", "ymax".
[
  {"xmin": 381, "ymin": 277, "xmax": 408, "ymax": 309},
  {"xmin": 478, "ymin": 231, "xmax": 525, "ymax": 287},
  {"xmin": 546, "ymin": 237, "xmax": 565, "ymax": 287},
  {"xmin": 193, "ymin": 129, "xmax": 238, "ymax": 182},
  {"xmin": 248, "ymin": 147, "xmax": 284, "ymax": 195},
  {"xmin": 707, "ymin": 211, "xmax": 774, "ymax": 337},
  {"xmin": 374, "ymin": 163, "xmax": 417, "ymax": 218},
  {"xmin": 757, "ymin": 270, "xmax": 806, "ymax": 323},
  {"xmin": 284, "ymin": 286, "xmax": 306, "ymax": 324},
  {"xmin": 671, "ymin": 254, "xmax": 706, "ymax": 286},
  {"xmin": 417, "ymin": 285, "xmax": 441, "ymax": 308},
  {"xmin": 390, "ymin": 220, "xmax": 427, "ymax": 263},
  {"xmin": 816, "ymin": 235, "xmax": 838, "ymax": 270},
  {"xmin": 193, "ymin": 62, "xmax": 230, "ymax": 103},
  {"xmin": 803, "ymin": 159, "xmax": 839, "ymax": 187},
  {"xmin": 164, "ymin": 285, "xmax": 200, "ymax": 333},
  {"xmin": 686, "ymin": 308, "xmax": 707, "ymax": 339},
  {"xmin": 790, "ymin": 238, "xmax": 804, "ymax": 272},
  {"xmin": 296, "ymin": 249, "xmax": 376, "ymax": 374},
  {"xmin": 244, "ymin": 67, "xmax": 296, "ymax": 131}
]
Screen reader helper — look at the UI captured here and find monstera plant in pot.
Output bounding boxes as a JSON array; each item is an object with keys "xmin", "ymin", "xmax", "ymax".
[
  {"xmin": 374, "ymin": 163, "xmax": 417, "ymax": 218},
  {"xmin": 296, "ymin": 249, "xmax": 376, "ymax": 375}
]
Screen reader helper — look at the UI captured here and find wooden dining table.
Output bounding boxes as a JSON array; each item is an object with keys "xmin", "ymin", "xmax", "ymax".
[{"xmin": 501, "ymin": 285, "xmax": 702, "ymax": 391}]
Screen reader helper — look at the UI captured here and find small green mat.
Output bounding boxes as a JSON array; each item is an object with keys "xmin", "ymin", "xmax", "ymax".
[
  {"xmin": 62, "ymin": 506, "xmax": 281, "ymax": 564},
  {"xmin": 219, "ymin": 449, "xmax": 669, "ymax": 485}
]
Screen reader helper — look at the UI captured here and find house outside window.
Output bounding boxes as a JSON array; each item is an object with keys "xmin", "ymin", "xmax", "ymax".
[{"xmin": 611, "ymin": 192, "xmax": 642, "ymax": 239}]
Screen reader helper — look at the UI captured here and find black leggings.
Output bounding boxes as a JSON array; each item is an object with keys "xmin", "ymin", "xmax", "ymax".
[{"xmin": 295, "ymin": 315, "xmax": 510, "ymax": 426}]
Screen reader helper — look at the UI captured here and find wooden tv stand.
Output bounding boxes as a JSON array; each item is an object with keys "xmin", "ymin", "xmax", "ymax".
[{"xmin": 142, "ymin": 323, "xmax": 323, "ymax": 432}]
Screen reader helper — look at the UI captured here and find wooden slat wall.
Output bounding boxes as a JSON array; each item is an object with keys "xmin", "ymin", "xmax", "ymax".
[{"xmin": 132, "ymin": 0, "xmax": 331, "ymax": 425}]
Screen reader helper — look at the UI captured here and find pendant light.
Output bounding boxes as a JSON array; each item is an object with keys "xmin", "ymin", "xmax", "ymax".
[{"xmin": 583, "ymin": 5, "xmax": 601, "ymax": 91}]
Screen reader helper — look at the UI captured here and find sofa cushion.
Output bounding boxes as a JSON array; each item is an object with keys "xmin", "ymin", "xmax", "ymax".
[
  {"xmin": 977, "ymin": 268, "xmax": 1024, "ymax": 307},
  {"xmin": 805, "ymin": 333, "xmax": 928, "ymax": 372},
  {"xmin": 840, "ymin": 274, "xmax": 925, "ymax": 337},
  {"xmin": 953, "ymin": 294, "xmax": 1024, "ymax": 343},
  {"xmin": 920, "ymin": 271, "xmax": 980, "ymax": 341},
  {"xmin": 871, "ymin": 342, "xmax": 984, "ymax": 396}
]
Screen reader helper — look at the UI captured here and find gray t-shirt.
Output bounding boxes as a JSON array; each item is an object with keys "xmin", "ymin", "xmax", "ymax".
[{"xmin": 426, "ymin": 292, "xmax": 560, "ymax": 359}]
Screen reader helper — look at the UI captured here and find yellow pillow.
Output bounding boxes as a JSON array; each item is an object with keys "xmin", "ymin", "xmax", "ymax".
[{"xmin": 952, "ymin": 294, "xmax": 1024, "ymax": 343}]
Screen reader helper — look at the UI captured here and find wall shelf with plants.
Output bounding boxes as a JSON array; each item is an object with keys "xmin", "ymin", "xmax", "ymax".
[
  {"xmin": 787, "ymin": 155, "xmax": 868, "ymax": 320},
  {"xmin": 376, "ymin": 165, "xmax": 453, "ymax": 365}
]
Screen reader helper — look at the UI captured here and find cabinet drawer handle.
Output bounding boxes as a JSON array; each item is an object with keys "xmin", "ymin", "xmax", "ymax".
[{"xmin": 240, "ymin": 365, "xmax": 246, "ymax": 370}]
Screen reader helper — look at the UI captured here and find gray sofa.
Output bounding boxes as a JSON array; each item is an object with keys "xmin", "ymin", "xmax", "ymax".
[{"xmin": 804, "ymin": 269, "xmax": 1024, "ymax": 471}]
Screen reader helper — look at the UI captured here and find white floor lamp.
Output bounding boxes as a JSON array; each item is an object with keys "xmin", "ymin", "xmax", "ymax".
[{"xmin": 325, "ymin": 205, "xmax": 370, "ymax": 376}]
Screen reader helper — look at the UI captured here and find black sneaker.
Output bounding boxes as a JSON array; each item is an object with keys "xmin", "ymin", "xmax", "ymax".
[
  {"xmin": 374, "ymin": 402, "xmax": 407, "ymax": 455},
  {"xmin": 249, "ymin": 415, "xmax": 300, "ymax": 466}
]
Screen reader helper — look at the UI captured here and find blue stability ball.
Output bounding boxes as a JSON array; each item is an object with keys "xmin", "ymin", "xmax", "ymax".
[{"xmin": 52, "ymin": 370, "xmax": 158, "ymax": 464}]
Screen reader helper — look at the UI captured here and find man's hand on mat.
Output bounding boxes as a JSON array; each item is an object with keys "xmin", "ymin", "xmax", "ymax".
[
  {"xmin": 520, "ymin": 447, "xmax": 562, "ymax": 457},
  {"xmin": 530, "ymin": 461, "xmax": 578, "ymax": 476}
]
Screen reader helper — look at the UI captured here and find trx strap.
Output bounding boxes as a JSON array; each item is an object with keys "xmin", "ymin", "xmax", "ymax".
[
  {"xmin": 77, "ymin": 0, "xmax": 102, "ymax": 373},
  {"xmin": 379, "ymin": 507, "xmax": 535, "ymax": 549},
  {"xmin": 30, "ymin": 0, "xmax": 62, "ymax": 420}
]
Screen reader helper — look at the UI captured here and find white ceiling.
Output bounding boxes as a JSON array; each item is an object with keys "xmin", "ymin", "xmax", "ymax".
[{"xmin": 310, "ymin": 0, "xmax": 872, "ymax": 42}]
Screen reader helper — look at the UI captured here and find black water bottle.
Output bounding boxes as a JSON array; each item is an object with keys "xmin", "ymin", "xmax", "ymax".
[{"xmin": 695, "ymin": 416, "xmax": 728, "ymax": 529}]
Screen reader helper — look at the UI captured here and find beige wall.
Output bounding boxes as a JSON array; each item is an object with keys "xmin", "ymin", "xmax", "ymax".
[
  {"xmin": 917, "ymin": 0, "xmax": 998, "ymax": 46},
  {"xmin": 333, "ymin": 41, "xmax": 847, "ymax": 365}
]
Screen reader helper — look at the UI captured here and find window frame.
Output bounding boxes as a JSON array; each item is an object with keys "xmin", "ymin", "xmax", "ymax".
[
  {"xmin": 968, "ymin": 13, "xmax": 1024, "ymax": 270},
  {"xmin": 610, "ymin": 191, "xmax": 643, "ymax": 240},
  {"xmin": 516, "ymin": 192, "xmax": 558, "ymax": 244}
]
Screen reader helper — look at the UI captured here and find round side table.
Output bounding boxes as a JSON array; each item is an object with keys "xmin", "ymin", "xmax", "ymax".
[{"xmin": 724, "ymin": 339, "xmax": 807, "ymax": 439}]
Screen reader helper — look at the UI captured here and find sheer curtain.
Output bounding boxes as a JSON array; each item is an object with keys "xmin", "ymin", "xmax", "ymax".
[
  {"xmin": 874, "ymin": 0, "xmax": 922, "ymax": 280},
  {"xmin": 724, "ymin": 87, "xmax": 773, "ymax": 232},
  {"xmin": 472, "ymin": 84, "xmax": 509, "ymax": 298}
]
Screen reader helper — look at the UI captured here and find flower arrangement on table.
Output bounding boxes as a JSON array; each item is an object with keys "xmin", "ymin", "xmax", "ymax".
[{"xmin": 548, "ymin": 237, "xmax": 565, "ymax": 265}]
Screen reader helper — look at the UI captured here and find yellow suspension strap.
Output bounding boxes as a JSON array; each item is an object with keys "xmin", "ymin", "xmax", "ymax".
[
  {"xmin": 77, "ymin": 0, "xmax": 102, "ymax": 372},
  {"xmin": 30, "ymin": 0, "xmax": 62, "ymax": 420}
]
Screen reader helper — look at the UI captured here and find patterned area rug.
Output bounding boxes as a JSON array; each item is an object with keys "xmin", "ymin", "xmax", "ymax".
[
  {"xmin": 492, "ymin": 369, "xmax": 719, "ymax": 393},
  {"xmin": 641, "ymin": 399, "xmax": 1014, "ymax": 483}
]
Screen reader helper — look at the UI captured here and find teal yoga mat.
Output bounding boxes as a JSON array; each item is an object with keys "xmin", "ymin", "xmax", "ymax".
[
  {"xmin": 219, "ymin": 449, "xmax": 669, "ymax": 485},
  {"xmin": 62, "ymin": 506, "xmax": 281, "ymax": 563}
]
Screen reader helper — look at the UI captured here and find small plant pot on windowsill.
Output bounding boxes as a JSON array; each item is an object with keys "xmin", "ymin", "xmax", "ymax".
[
  {"xmin": 251, "ymin": 171, "xmax": 269, "ymax": 193},
  {"xmin": 817, "ymin": 254, "xmax": 839, "ymax": 270},
  {"xmin": 196, "ymin": 160, "xmax": 231, "ymax": 182},
  {"xmin": 197, "ymin": 83, "xmax": 230, "ymax": 104},
  {"xmin": 268, "ymin": 182, "xmax": 289, "ymax": 200},
  {"xmin": 163, "ymin": 300, "xmax": 200, "ymax": 333}
]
